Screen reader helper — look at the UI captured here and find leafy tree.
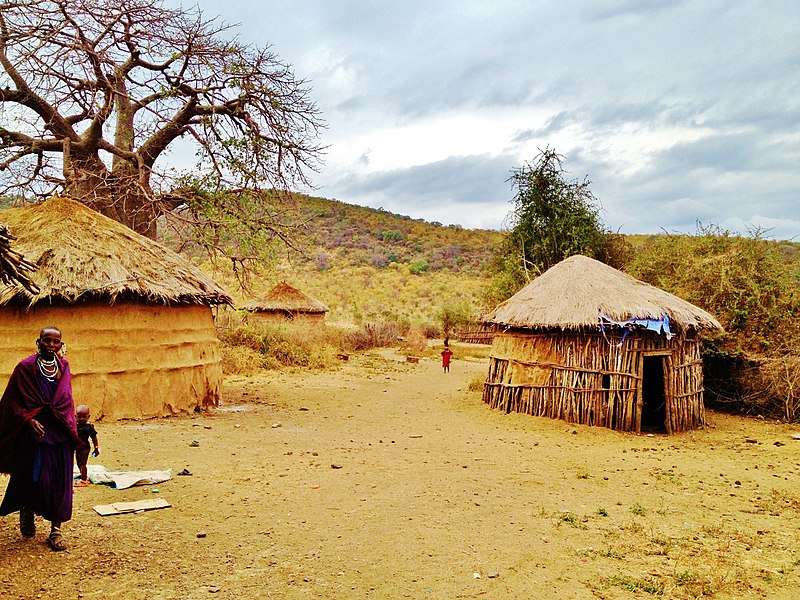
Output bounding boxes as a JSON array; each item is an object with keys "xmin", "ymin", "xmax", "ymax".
[
  {"xmin": 436, "ymin": 298, "xmax": 473, "ymax": 341},
  {"xmin": 0, "ymin": 0, "xmax": 322, "ymax": 239},
  {"xmin": 500, "ymin": 148, "xmax": 607, "ymax": 288}
]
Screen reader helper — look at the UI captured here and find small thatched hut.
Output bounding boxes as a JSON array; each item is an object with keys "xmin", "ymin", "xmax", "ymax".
[
  {"xmin": 483, "ymin": 255, "xmax": 723, "ymax": 433},
  {"xmin": 0, "ymin": 196, "xmax": 232, "ymax": 420},
  {"xmin": 241, "ymin": 282, "xmax": 329, "ymax": 323}
]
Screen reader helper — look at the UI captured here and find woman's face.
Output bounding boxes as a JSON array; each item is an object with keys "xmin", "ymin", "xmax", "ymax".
[{"xmin": 37, "ymin": 329, "xmax": 63, "ymax": 358}]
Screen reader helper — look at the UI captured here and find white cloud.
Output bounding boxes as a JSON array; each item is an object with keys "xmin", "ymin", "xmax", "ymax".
[{"xmin": 172, "ymin": 0, "xmax": 799, "ymax": 239}]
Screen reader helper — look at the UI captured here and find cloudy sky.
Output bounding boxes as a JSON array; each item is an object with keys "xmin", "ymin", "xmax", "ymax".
[{"xmin": 183, "ymin": 0, "xmax": 799, "ymax": 239}]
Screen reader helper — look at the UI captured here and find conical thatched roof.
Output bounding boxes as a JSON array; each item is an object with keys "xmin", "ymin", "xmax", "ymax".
[
  {"xmin": 488, "ymin": 254, "xmax": 722, "ymax": 333},
  {"xmin": 241, "ymin": 282, "xmax": 329, "ymax": 314},
  {"xmin": 0, "ymin": 196, "xmax": 232, "ymax": 306},
  {"xmin": 0, "ymin": 224, "xmax": 39, "ymax": 294}
]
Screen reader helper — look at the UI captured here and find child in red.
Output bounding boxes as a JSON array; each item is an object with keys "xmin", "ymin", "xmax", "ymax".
[
  {"xmin": 74, "ymin": 405, "xmax": 99, "ymax": 487},
  {"xmin": 441, "ymin": 346, "xmax": 453, "ymax": 373}
]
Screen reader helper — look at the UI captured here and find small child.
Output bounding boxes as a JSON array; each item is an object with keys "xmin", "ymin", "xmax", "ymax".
[
  {"xmin": 74, "ymin": 404, "xmax": 100, "ymax": 487},
  {"xmin": 441, "ymin": 345, "xmax": 454, "ymax": 373}
]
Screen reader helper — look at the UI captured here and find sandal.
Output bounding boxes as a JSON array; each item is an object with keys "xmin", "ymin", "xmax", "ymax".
[
  {"xmin": 19, "ymin": 507, "xmax": 35, "ymax": 538},
  {"xmin": 73, "ymin": 479, "xmax": 90, "ymax": 487},
  {"xmin": 47, "ymin": 528, "xmax": 67, "ymax": 552}
]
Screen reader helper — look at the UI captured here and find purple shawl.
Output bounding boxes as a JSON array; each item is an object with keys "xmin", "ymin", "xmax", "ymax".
[{"xmin": 0, "ymin": 354, "xmax": 79, "ymax": 473}]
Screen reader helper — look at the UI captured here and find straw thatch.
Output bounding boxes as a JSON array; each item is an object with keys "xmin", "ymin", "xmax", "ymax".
[
  {"xmin": 0, "ymin": 196, "xmax": 232, "ymax": 307},
  {"xmin": 482, "ymin": 255, "xmax": 723, "ymax": 433},
  {"xmin": 241, "ymin": 282, "xmax": 329, "ymax": 316},
  {"xmin": 0, "ymin": 224, "xmax": 38, "ymax": 294},
  {"xmin": 488, "ymin": 254, "xmax": 721, "ymax": 333}
]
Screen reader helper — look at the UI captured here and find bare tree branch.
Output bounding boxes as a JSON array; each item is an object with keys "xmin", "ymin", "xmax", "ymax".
[{"xmin": 0, "ymin": 0, "xmax": 324, "ymax": 243}]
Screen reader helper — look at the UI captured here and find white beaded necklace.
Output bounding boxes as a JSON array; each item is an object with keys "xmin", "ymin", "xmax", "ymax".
[{"xmin": 37, "ymin": 355, "xmax": 59, "ymax": 381}]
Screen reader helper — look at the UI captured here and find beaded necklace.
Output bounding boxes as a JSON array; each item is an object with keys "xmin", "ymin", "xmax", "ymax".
[{"xmin": 37, "ymin": 355, "xmax": 59, "ymax": 382}]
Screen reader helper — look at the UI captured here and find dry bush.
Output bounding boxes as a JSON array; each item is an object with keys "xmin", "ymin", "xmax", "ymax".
[
  {"xmin": 344, "ymin": 321, "xmax": 400, "ymax": 351},
  {"xmin": 400, "ymin": 327, "xmax": 429, "ymax": 352},
  {"xmin": 467, "ymin": 374, "xmax": 485, "ymax": 392},
  {"xmin": 217, "ymin": 313, "xmax": 345, "ymax": 370},
  {"xmin": 421, "ymin": 322, "xmax": 440, "ymax": 339},
  {"xmin": 739, "ymin": 355, "xmax": 800, "ymax": 421},
  {"xmin": 220, "ymin": 345, "xmax": 265, "ymax": 375}
]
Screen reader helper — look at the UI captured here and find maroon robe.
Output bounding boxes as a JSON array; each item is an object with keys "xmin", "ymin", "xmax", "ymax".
[{"xmin": 0, "ymin": 354, "xmax": 79, "ymax": 523}]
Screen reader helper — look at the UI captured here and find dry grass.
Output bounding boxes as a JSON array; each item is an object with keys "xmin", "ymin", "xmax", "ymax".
[{"xmin": 217, "ymin": 312, "xmax": 346, "ymax": 373}]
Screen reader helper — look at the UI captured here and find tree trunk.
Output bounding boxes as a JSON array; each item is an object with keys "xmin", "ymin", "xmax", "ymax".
[{"xmin": 63, "ymin": 153, "xmax": 158, "ymax": 239}]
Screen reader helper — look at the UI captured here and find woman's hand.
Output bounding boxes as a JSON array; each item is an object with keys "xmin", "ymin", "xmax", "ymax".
[{"xmin": 29, "ymin": 418, "xmax": 45, "ymax": 438}]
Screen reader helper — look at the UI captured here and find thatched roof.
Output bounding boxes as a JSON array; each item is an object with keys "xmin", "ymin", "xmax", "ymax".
[
  {"xmin": 488, "ymin": 254, "xmax": 722, "ymax": 333},
  {"xmin": 0, "ymin": 224, "xmax": 39, "ymax": 294},
  {"xmin": 241, "ymin": 282, "xmax": 329, "ymax": 314},
  {"xmin": 0, "ymin": 196, "xmax": 232, "ymax": 306}
]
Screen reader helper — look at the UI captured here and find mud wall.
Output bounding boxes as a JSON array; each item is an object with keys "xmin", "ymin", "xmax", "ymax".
[{"xmin": 0, "ymin": 301, "xmax": 222, "ymax": 420}]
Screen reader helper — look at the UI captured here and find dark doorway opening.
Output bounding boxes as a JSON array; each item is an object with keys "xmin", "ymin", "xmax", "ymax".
[{"xmin": 641, "ymin": 356, "xmax": 667, "ymax": 432}]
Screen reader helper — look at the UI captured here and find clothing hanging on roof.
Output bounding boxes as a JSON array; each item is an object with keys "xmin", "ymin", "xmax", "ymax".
[{"xmin": 599, "ymin": 314, "xmax": 673, "ymax": 346}]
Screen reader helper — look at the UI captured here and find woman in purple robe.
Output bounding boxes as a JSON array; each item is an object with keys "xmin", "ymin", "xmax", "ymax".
[{"xmin": 0, "ymin": 326, "xmax": 79, "ymax": 551}]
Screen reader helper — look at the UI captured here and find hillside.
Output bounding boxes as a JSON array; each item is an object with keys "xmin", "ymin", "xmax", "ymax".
[
  {"xmin": 295, "ymin": 195, "xmax": 504, "ymax": 274},
  {"xmin": 203, "ymin": 195, "xmax": 506, "ymax": 327}
]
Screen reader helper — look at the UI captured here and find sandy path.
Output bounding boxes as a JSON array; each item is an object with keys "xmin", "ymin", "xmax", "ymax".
[{"xmin": 1, "ymin": 349, "xmax": 799, "ymax": 599}]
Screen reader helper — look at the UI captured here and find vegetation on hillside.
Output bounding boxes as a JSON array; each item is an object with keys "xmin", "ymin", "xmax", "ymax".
[
  {"xmin": 628, "ymin": 226, "xmax": 800, "ymax": 420},
  {"xmin": 204, "ymin": 192, "xmax": 800, "ymax": 422},
  {"xmin": 296, "ymin": 195, "xmax": 502, "ymax": 274}
]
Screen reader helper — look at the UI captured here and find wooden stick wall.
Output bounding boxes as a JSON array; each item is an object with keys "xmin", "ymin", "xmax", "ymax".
[{"xmin": 482, "ymin": 330, "xmax": 705, "ymax": 433}]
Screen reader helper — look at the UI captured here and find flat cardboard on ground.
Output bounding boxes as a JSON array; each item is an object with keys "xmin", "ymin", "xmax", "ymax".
[{"xmin": 94, "ymin": 498, "xmax": 171, "ymax": 516}]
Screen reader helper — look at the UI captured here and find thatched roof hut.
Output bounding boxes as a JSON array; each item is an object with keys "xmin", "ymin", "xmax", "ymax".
[
  {"xmin": 0, "ymin": 196, "xmax": 233, "ymax": 420},
  {"xmin": 483, "ymin": 255, "xmax": 723, "ymax": 433},
  {"xmin": 241, "ymin": 282, "xmax": 329, "ymax": 322}
]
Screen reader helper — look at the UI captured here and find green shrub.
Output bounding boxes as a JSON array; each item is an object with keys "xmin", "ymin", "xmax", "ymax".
[{"xmin": 409, "ymin": 257, "xmax": 430, "ymax": 274}]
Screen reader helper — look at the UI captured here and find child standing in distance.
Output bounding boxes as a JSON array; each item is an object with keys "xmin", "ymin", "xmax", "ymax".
[
  {"xmin": 74, "ymin": 405, "xmax": 99, "ymax": 487},
  {"xmin": 441, "ymin": 345, "xmax": 454, "ymax": 373}
]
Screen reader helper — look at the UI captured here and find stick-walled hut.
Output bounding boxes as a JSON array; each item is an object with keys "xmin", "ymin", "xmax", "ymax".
[
  {"xmin": 0, "ymin": 196, "xmax": 233, "ymax": 420},
  {"xmin": 241, "ymin": 282, "xmax": 329, "ymax": 323},
  {"xmin": 483, "ymin": 255, "xmax": 723, "ymax": 433}
]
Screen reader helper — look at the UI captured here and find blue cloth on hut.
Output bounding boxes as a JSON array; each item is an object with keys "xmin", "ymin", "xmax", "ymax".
[{"xmin": 599, "ymin": 314, "xmax": 673, "ymax": 344}]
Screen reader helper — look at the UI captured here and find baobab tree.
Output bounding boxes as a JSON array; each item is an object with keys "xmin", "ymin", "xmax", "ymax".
[{"xmin": 0, "ymin": 0, "xmax": 323, "ymax": 239}]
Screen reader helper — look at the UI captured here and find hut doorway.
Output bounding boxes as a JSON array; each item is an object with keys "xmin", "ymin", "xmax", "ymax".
[{"xmin": 641, "ymin": 355, "xmax": 668, "ymax": 432}]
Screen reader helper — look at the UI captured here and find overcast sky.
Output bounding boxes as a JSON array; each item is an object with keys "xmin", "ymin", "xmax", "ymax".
[{"xmin": 181, "ymin": 0, "xmax": 799, "ymax": 239}]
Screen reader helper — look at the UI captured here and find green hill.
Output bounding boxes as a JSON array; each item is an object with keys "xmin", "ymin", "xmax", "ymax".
[{"xmin": 203, "ymin": 195, "xmax": 506, "ymax": 328}]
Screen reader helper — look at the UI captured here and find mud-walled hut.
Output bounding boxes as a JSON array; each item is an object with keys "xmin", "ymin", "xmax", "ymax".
[
  {"xmin": 483, "ymin": 255, "xmax": 723, "ymax": 433},
  {"xmin": 0, "ymin": 196, "xmax": 233, "ymax": 420},
  {"xmin": 241, "ymin": 282, "xmax": 329, "ymax": 323}
]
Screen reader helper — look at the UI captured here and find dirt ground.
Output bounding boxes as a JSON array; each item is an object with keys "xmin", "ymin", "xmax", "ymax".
[{"xmin": 1, "ymin": 347, "xmax": 799, "ymax": 599}]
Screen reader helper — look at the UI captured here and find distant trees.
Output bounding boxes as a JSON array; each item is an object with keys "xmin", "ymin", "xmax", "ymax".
[{"xmin": 0, "ymin": 0, "xmax": 322, "ymax": 239}]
